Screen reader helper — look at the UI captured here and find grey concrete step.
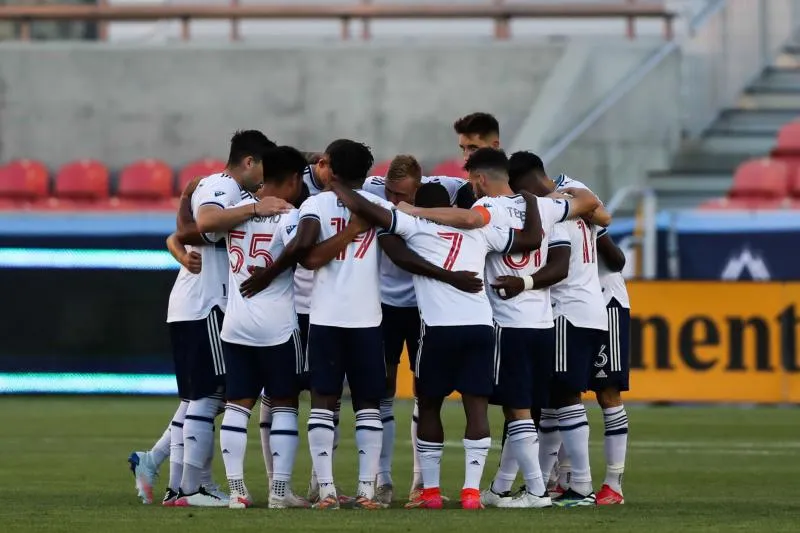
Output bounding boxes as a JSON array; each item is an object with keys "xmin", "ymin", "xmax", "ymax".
[
  {"xmin": 712, "ymin": 108, "xmax": 800, "ymax": 134},
  {"xmin": 648, "ymin": 172, "xmax": 732, "ymax": 194},
  {"xmin": 670, "ymin": 147, "xmax": 760, "ymax": 174},
  {"xmin": 739, "ymin": 91, "xmax": 800, "ymax": 109},
  {"xmin": 750, "ymin": 67, "xmax": 800, "ymax": 92},
  {"xmin": 697, "ymin": 133, "xmax": 776, "ymax": 154}
]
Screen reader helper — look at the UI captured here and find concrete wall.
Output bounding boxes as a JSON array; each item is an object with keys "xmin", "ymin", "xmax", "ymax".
[{"xmin": 0, "ymin": 41, "xmax": 568, "ymax": 169}]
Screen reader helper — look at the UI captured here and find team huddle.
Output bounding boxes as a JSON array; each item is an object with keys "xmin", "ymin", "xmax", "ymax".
[{"xmin": 127, "ymin": 113, "xmax": 631, "ymax": 510}]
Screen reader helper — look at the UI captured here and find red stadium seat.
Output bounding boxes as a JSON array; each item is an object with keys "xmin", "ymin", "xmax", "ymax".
[
  {"xmin": 118, "ymin": 159, "xmax": 174, "ymax": 200},
  {"xmin": 774, "ymin": 121, "xmax": 800, "ymax": 153},
  {"xmin": 369, "ymin": 159, "xmax": 392, "ymax": 177},
  {"xmin": 54, "ymin": 160, "xmax": 110, "ymax": 202},
  {"xmin": 729, "ymin": 158, "xmax": 788, "ymax": 199},
  {"xmin": 178, "ymin": 158, "xmax": 226, "ymax": 194},
  {"xmin": 0, "ymin": 159, "xmax": 49, "ymax": 200},
  {"xmin": 430, "ymin": 158, "xmax": 466, "ymax": 178}
]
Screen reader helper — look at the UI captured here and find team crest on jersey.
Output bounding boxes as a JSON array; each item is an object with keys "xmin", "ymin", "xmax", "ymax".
[
  {"xmin": 214, "ymin": 191, "xmax": 225, "ymax": 197},
  {"xmin": 286, "ymin": 224, "xmax": 297, "ymax": 235}
]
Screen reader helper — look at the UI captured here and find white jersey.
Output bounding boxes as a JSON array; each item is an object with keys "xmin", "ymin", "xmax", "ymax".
[
  {"xmin": 294, "ymin": 164, "xmax": 325, "ymax": 314},
  {"xmin": 550, "ymin": 174, "xmax": 607, "ymax": 330},
  {"xmin": 387, "ymin": 210, "xmax": 513, "ymax": 327},
  {"xmin": 363, "ymin": 175, "xmax": 471, "ymax": 308},
  {"xmin": 299, "ymin": 189, "xmax": 393, "ymax": 328},
  {"xmin": 167, "ymin": 173, "xmax": 251, "ymax": 323},
  {"xmin": 597, "ymin": 227, "xmax": 631, "ymax": 308},
  {"xmin": 478, "ymin": 195, "xmax": 571, "ymax": 329},
  {"xmin": 220, "ymin": 202, "xmax": 299, "ymax": 347}
]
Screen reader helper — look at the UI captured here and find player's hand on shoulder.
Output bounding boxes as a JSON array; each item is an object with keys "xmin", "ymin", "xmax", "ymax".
[
  {"xmin": 240, "ymin": 266, "xmax": 272, "ymax": 298},
  {"xmin": 445, "ymin": 270, "xmax": 484, "ymax": 294},
  {"xmin": 255, "ymin": 196, "xmax": 293, "ymax": 216},
  {"xmin": 181, "ymin": 176, "xmax": 204, "ymax": 198},
  {"xmin": 490, "ymin": 275, "xmax": 525, "ymax": 300},
  {"xmin": 180, "ymin": 250, "xmax": 202, "ymax": 274},
  {"xmin": 348, "ymin": 212, "xmax": 372, "ymax": 234},
  {"xmin": 396, "ymin": 201, "xmax": 417, "ymax": 216}
]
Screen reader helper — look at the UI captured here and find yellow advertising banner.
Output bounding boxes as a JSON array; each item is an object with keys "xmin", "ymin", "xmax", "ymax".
[{"xmin": 396, "ymin": 282, "xmax": 800, "ymax": 403}]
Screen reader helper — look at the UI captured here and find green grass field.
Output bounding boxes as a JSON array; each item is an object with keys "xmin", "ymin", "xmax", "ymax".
[{"xmin": 1, "ymin": 397, "xmax": 798, "ymax": 532}]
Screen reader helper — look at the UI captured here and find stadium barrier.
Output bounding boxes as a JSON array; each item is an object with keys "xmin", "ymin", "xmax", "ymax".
[{"xmin": 396, "ymin": 281, "xmax": 800, "ymax": 404}]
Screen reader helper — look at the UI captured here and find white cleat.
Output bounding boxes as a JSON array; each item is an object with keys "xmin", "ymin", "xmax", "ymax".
[
  {"xmin": 375, "ymin": 484, "xmax": 393, "ymax": 506},
  {"xmin": 174, "ymin": 486, "xmax": 229, "ymax": 508},
  {"xmin": 128, "ymin": 451, "xmax": 158, "ymax": 504},
  {"xmin": 480, "ymin": 488, "xmax": 512, "ymax": 508},
  {"xmin": 498, "ymin": 491, "xmax": 553, "ymax": 509},
  {"xmin": 228, "ymin": 490, "xmax": 252, "ymax": 509},
  {"xmin": 203, "ymin": 484, "xmax": 230, "ymax": 504},
  {"xmin": 269, "ymin": 489, "xmax": 312, "ymax": 509}
]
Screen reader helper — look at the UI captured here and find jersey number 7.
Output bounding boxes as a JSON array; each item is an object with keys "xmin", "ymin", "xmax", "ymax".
[
  {"xmin": 331, "ymin": 218, "xmax": 376, "ymax": 260},
  {"xmin": 437, "ymin": 231, "xmax": 463, "ymax": 271},
  {"xmin": 228, "ymin": 231, "xmax": 274, "ymax": 274}
]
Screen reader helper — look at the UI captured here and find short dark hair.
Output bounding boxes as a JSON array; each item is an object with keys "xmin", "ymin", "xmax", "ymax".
[
  {"xmin": 227, "ymin": 130, "xmax": 276, "ymax": 166},
  {"xmin": 508, "ymin": 151, "xmax": 546, "ymax": 188},
  {"xmin": 463, "ymin": 147, "xmax": 509, "ymax": 174},
  {"xmin": 414, "ymin": 182, "xmax": 451, "ymax": 208},
  {"xmin": 262, "ymin": 145, "xmax": 308, "ymax": 185},
  {"xmin": 453, "ymin": 112, "xmax": 500, "ymax": 138},
  {"xmin": 325, "ymin": 139, "xmax": 374, "ymax": 187}
]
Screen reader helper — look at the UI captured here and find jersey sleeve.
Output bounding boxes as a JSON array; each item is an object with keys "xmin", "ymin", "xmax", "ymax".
[
  {"xmin": 597, "ymin": 226, "xmax": 609, "ymax": 239},
  {"xmin": 482, "ymin": 224, "xmax": 514, "ymax": 254},
  {"xmin": 540, "ymin": 197, "xmax": 570, "ymax": 225},
  {"xmin": 470, "ymin": 198, "xmax": 498, "ymax": 226},
  {"xmin": 298, "ymin": 195, "xmax": 320, "ymax": 224},
  {"xmin": 277, "ymin": 209, "xmax": 301, "ymax": 246},
  {"xmin": 387, "ymin": 210, "xmax": 417, "ymax": 239},
  {"xmin": 194, "ymin": 178, "xmax": 240, "ymax": 210},
  {"xmin": 549, "ymin": 223, "xmax": 571, "ymax": 249},
  {"xmin": 362, "ymin": 176, "xmax": 386, "ymax": 197}
]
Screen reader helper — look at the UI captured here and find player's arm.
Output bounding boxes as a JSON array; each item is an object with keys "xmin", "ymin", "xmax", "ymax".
[
  {"xmin": 396, "ymin": 203, "xmax": 488, "ymax": 230},
  {"xmin": 379, "ymin": 234, "xmax": 482, "ymax": 293},
  {"xmin": 329, "ymin": 180, "xmax": 393, "ymax": 229},
  {"xmin": 560, "ymin": 187, "xmax": 610, "ymax": 227},
  {"xmin": 506, "ymin": 191, "xmax": 543, "ymax": 253},
  {"xmin": 166, "ymin": 232, "xmax": 202, "ymax": 274},
  {"xmin": 597, "ymin": 229, "xmax": 626, "ymax": 272},
  {"xmin": 301, "ymin": 215, "xmax": 371, "ymax": 270},
  {"xmin": 239, "ymin": 217, "xmax": 321, "ymax": 298},
  {"xmin": 491, "ymin": 243, "xmax": 570, "ymax": 300},
  {"xmin": 196, "ymin": 197, "xmax": 293, "ymax": 234}
]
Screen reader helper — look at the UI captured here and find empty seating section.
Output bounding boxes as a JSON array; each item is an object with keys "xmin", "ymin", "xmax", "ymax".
[
  {"xmin": 0, "ymin": 159, "xmax": 49, "ymax": 208},
  {"xmin": 178, "ymin": 159, "xmax": 226, "ymax": 192},
  {"xmin": 701, "ymin": 119, "xmax": 800, "ymax": 211}
]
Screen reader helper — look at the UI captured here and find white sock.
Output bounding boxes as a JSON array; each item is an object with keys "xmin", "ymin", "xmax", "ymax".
[
  {"xmin": 270, "ymin": 407, "xmax": 299, "ymax": 497},
  {"xmin": 557, "ymin": 404, "xmax": 592, "ymax": 496},
  {"xmin": 507, "ymin": 420, "xmax": 544, "ymax": 496},
  {"xmin": 538, "ymin": 409, "xmax": 561, "ymax": 488},
  {"xmin": 355, "ymin": 409, "xmax": 383, "ymax": 500},
  {"xmin": 463, "ymin": 437, "xmax": 491, "ymax": 490},
  {"xmin": 377, "ymin": 399, "xmax": 395, "ymax": 487},
  {"xmin": 416, "ymin": 439, "xmax": 443, "ymax": 489},
  {"xmin": 492, "ymin": 423, "xmax": 518, "ymax": 494},
  {"xmin": 259, "ymin": 396, "xmax": 273, "ymax": 483},
  {"xmin": 199, "ymin": 441, "xmax": 215, "ymax": 488},
  {"xmin": 602, "ymin": 405, "xmax": 628, "ymax": 493},
  {"xmin": 168, "ymin": 400, "xmax": 189, "ymax": 492},
  {"xmin": 220, "ymin": 404, "xmax": 251, "ymax": 489},
  {"xmin": 308, "ymin": 409, "xmax": 335, "ymax": 498},
  {"xmin": 151, "ymin": 427, "xmax": 171, "ymax": 468},
  {"xmin": 411, "ymin": 400, "xmax": 422, "ymax": 487},
  {"xmin": 181, "ymin": 395, "xmax": 222, "ymax": 494},
  {"xmin": 557, "ymin": 444, "xmax": 571, "ymax": 489}
]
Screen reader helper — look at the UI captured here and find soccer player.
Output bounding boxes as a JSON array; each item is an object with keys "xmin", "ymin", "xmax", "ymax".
[
  {"xmin": 591, "ymin": 229, "xmax": 630, "ymax": 505},
  {"xmin": 329, "ymin": 162, "xmax": 544, "ymax": 510},
  {"xmin": 164, "ymin": 130, "xmax": 292, "ymax": 508},
  {"xmin": 362, "ymin": 154, "xmax": 477, "ymax": 503},
  {"xmin": 454, "ymin": 112, "xmax": 501, "ymax": 162},
  {"xmin": 506, "ymin": 151, "xmax": 609, "ymax": 507}
]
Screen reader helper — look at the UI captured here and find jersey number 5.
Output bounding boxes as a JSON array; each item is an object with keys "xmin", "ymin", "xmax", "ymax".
[
  {"xmin": 228, "ymin": 231, "xmax": 274, "ymax": 274},
  {"xmin": 437, "ymin": 232, "xmax": 463, "ymax": 271}
]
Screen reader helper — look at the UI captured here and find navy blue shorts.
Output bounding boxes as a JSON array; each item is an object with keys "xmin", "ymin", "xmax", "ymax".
[
  {"xmin": 553, "ymin": 316, "xmax": 606, "ymax": 394},
  {"xmin": 490, "ymin": 326, "xmax": 555, "ymax": 410},
  {"xmin": 296, "ymin": 313, "xmax": 311, "ymax": 391},
  {"xmin": 169, "ymin": 306, "xmax": 226, "ymax": 400},
  {"xmin": 415, "ymin": 323, "xmax": 495, "ymax": 398},
  {"xmin": 589, "ymin": 299, "xmax": 631, "ymax": 392},
  {"xmin": 223, "ymin": 331, "xmax": 305, "ymax": 401},
  {"xmin": 381, "ymin": 304, "xmax": 421, "ymax": 371},
  {"xmin": 307, "ymin": 324, "xmax": 385, "ymax": 401}
]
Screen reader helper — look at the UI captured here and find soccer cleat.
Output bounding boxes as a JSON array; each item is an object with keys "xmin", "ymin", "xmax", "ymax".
[
  {"xmin": 203, "ymin": 483, "xmax": 230, "ymax": 503},
  {"xmin": 408, "ymin": 483, "xmax": 423, "ymax": 503},
  {"xmin": 461, "ymin": 488, "xmax": 483, "ymax": 510},
  {"xmin": 405, "ymin": 488, "xmax": 443, "ymax": 509},
  {"xmin": 269, "ymin": 489, "xmax": 311, "ymax": 509},
  {"xmin": 596, "ymin": 484, "xmax": 625, "ymax": 505},
  {"xmin": 353, "ymin": 496, "xmax": 388, "ymax": 509},
  {"xmin": 497, "ymin": 491, "xmax": 552, "ymax": 509},
  {"xmin": 174, "ymin": 486, "xmax": 229, "ymax": 508},
  {"xmin": 548, "ymin": 483, "xmax": 567, "ymax": 498},
  {"xmin": 336, "ymin": 486, "xmax": 355, "ymax": 506},
  {"xmin": 228, "ymin": 490, "xmax": 252, "ymax": 509},
  {"xmin": 128, "ymin": 451, "xmax": 158, "ymax": 504},
  {"xmin": 480, "ymin": 487, "xmax": 511, "ymax": 507},
  {"xmin": 375, "ymin": 483, "xmax": 393, "ymax": 505},
  {"xmin": 162, "ymin": 488, "xmax": 179, "ymax": 507},
  {"xmin": 552, "ymin": 488, "xmax": 596, "ymax": 508},
  {"xmin": 312, "ymin": 495, "xmax": 340, "ymax": 509}
]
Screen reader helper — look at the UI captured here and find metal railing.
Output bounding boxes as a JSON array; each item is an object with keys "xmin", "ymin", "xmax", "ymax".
[{"xmin": 0, "ymin": 2, "xmax": 676, "ymax": 42}]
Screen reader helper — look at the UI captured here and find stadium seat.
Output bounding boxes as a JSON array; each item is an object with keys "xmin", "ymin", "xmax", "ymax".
[
  {"xmin": 728, "ymin": 158, "xmax": 789, "ymax": 199},
  {"xmin": 0, "ymin": 159, "xmax": 49, "ymax": 201},
  {"xmin": 178, "ymin": 158, "xmax": 226, "ymax": 194},
  {"xmin": 774, "ymin": 120, "xmax": 800, "ymax": 154},
  {"xmin": 430, "ymin": 158, "xmax": 466, "ymax": 178},
  {"xmin": 116, "ymin": 159, "xmax": 175, "ymax": 209},
  {"xmin": 54, "ymin": 160, "xmax": 110, "ymax": 203},
  {"xmin": 369, "ymin": 159, "xmax": 392, "ymax": 177}
]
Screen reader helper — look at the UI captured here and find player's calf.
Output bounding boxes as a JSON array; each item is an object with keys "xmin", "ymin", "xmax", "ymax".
[{"xmin": 595, "ymin": 386, "xmax": 627, "ymax": 503}]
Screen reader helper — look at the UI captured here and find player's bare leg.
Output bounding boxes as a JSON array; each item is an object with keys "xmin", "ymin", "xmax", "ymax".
[
  {"xmin": 550, "ymin": 387, "xmax": 595, "ymax": 507},
  {"xmin": 406, "ymin": 395, "xmax": 444, "ymax": 509},
  {"xmin": 595, "ymin": 386, "xmax": 627, "ymax": 505},
  {"xmin": 461, "ymin": 394, "xmax": 491, "ymax": 510},
  {"xmin": 495, "ymin": 407, "xmax": 552, "ymax": 509}
]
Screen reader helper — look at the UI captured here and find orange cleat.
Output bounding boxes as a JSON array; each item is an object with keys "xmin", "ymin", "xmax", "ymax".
[
  {"xmin": 460, "ymin": 488, "xmax": 483, "ymax": 510},
  {"xmin": 405, "ymin": 487, "xmax": 444, "ymax": 509},
  {"xmin": 596, "ymin": 484, "xmax": 624, "ymax": 505}
]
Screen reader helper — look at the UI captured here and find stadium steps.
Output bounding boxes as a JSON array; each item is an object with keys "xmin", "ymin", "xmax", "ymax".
[{"xmin": 648, "ymin": 45, "xmax": 800, "ymax": 210}]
